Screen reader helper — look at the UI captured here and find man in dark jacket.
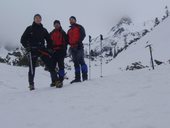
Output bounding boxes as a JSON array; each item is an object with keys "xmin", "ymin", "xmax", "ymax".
[
  {"xmin": 50, "ymin": 20, "xmax": 68, "ymax": 88},
  {"xmin": 21, "ymin": 14, "xmax": 58, "ymax": 90},
  {"xmin": 67, "ymin": 16, "xmax": 88, "ymax": 84}
]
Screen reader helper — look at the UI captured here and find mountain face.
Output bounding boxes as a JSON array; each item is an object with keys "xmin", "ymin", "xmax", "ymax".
[
  {"xmin": 90, "ymin": 17, "xmax": 149, "ymax": 57},
  {"xmin": 102, "ymin": 16, "xmax": 170, "ymax": 74},
  {"xmin": 88, "ymin": 9, "xmax": 169, "ymax": 65}
]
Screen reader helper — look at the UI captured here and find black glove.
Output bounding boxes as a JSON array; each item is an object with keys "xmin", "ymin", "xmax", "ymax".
[
  {"xmin": 47, "ymin": 48, "xmax": 55, "ymax": 55},
  {"xmin": 77, "ymin": 42, "xmax": 83, "ymax": 50}
]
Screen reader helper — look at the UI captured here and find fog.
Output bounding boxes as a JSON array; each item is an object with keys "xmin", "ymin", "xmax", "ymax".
[{"xmin": 0, "ymin": 0, "xmax": 169, "ymax": 45}]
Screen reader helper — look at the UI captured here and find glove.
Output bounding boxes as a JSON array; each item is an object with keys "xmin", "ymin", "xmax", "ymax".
[
  {"xmin": 47, "ymin": 48, "xmax": 55, "ymax": 55},
  {"xmin": 77, "ymin": 42, "xmax": 83, "ymax": 50}
]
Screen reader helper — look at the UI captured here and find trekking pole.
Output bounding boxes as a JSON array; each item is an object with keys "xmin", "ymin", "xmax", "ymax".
[
  {"xmin": 145, "ymin": 42, "xmax": 155, "ymax": 70},
  {"xmin": 100, "ymin": 34, "xmax": 103, "ymax": 78},
  {"xmin": 89, "ymin": 35, "xmax": 92, "ymax": 80},
  {"xmin": 28, "ymin": 51, "xmax": 34, "ymax": 76}
]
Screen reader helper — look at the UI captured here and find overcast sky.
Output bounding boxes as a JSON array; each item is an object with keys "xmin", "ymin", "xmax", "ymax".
[{"xmin": 0, "ymin": 0, "xmax": 170, "ymax": 45}]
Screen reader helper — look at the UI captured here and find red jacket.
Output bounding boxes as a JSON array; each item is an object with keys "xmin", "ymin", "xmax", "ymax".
[
  {"xmin": 50, "ymin": 28, "xmax": 67, "ymax": 50},
  {"xmin": 67, "ymin": 24, "xmax": 86, "ymax": 48}
]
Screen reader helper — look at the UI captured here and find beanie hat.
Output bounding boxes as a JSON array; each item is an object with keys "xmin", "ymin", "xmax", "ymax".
[
  {"xmin": 69, "ymin": 16, "xmax": 76, "ymax": 21},
  {"xmin": 53, "ymin": 20, "xmax": 61, "ymax": 25},
  {"xmin": 34, "ymin": 14, "xmax": 42, "ymax": 19}
]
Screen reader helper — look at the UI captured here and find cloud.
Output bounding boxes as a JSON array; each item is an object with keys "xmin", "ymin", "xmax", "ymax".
[{"xmin": 0, "ymin": 0, "xmax": 169, "ymax": 45}]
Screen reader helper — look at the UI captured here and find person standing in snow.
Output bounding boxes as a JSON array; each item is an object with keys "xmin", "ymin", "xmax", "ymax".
[
  {"xmin": 67, "ymin": 16, "xmax": 88, "ymax": 84},
  {"xmin": 20, "ymin": 14, "xmax": 58, "ymax": 90},
  {"xmin": 50, "ymin": 20, "xmax": 68, "ymax": 88}
]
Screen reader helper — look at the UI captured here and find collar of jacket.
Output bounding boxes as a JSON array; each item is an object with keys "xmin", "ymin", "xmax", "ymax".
[
  {"xmin": 32, "ymin": 22, "xmax": 43, "ymax": 28},
  {"xmin": 54, "ymin": 27, "xmax": 62, "ymax": 32},
  {"xmin": 51, "ymin": 27, "xmax": 62, "ymax": 33},
  {"xmin": 70, "ymin": 23, "xmax": 78, "ymax": 28}
]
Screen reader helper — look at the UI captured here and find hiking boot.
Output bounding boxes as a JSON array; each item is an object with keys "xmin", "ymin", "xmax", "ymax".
[
  {"xmin": 70, "ymin": 79, "xmax": 81, "ymax": 84},
  {"xmin": 29, "ymin": 84, "xmax": 35, "ymax": 91},
  {"xmin": 82, "ymin": 73, "xmax": 88, "ymax": 81},
  {"xmin": 50, "ymin": 82, "xmax": 56, "ymax": 87},
  {"xmin": 56, "ymin": 81, "xmax": 63, "ymax": 88},
  {"xmin": 83, "ymin": 77, "xmax": 88, "ymax": 81}
]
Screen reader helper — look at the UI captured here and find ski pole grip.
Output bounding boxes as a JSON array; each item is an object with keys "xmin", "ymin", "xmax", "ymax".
[
  {"xmin": 89, "ymin": 35, "xmax": 92, "ymax": 43},
  {"xmin": 100, "ymin": 34, "xmax": 103, "ymax": 41}
]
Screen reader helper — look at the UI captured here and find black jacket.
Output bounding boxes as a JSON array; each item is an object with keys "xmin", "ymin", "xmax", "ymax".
[{"xmin": 21, "ymin": 22, "xmax": 52, "ymax": 49}]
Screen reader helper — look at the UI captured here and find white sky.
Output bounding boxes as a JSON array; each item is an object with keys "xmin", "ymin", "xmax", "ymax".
[{"xmin": 0, "ymin": 0, "xmax": 170, "ymax": 45}]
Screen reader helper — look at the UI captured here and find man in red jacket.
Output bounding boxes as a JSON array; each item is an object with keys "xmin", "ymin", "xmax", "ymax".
[
  {"xmin": 50, "ymin": 20, "xmax": 68, "ymax": 88},
  {"xmin": 67, "ymin": 16, "xmax": 88, "ymax": 84}
]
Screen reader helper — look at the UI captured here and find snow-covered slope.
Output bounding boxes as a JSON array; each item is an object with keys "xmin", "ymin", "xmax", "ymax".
[
  {"xmin": 0, "ymin": 62, "xmax": 170, "ymax": 128},
  {"xmin": 87, "ymin": 13, "xmax": 169, "ymax": 70},
  {"xmin": 103, "ymin": 17, "xmax": 170, "ymax": 73}
]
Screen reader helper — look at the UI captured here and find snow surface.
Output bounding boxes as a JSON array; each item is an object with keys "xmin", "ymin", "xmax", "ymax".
[{"xmin": 0, "ymin": 63, "xmax": 170, "ymax": 128}]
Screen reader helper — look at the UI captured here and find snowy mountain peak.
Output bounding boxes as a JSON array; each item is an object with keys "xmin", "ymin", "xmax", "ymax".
[
  {"xmin": 110, "ymin": 17, "xmax": 133, "ymax": 35},
  {"xmin": 89, "ymin": 16, "xmax": 151, "ymax": 59},
  {"xmin": 118, "ymin": 16, "xmax": 132, "ymax": 26}
]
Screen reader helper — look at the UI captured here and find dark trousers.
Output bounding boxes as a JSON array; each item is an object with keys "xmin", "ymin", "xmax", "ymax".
[
  {"xmin": 70, "ymin": 48, "xmax": 88, "ymax": 80},
  {"xmin": 51, "ymin": 51, "xmax": 65, "ymax": 82},
  {"xmin": 28, "ymin": 51, "xmax": 57, "ymax": 85}
]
